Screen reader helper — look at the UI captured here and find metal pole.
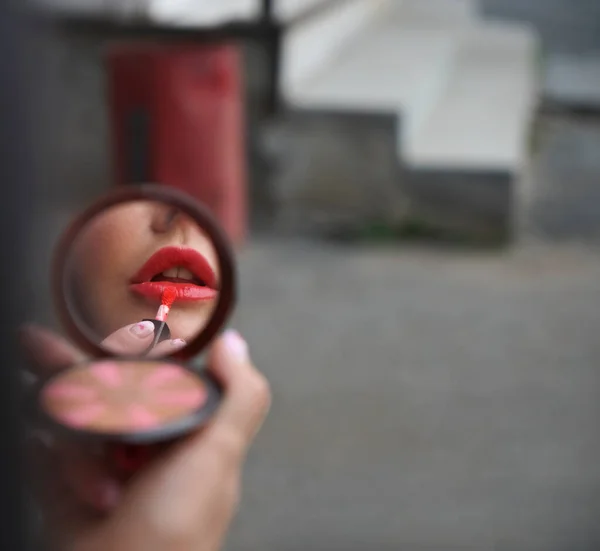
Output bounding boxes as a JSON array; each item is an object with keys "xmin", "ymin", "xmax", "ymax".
[{"xmin": 0, "ymin": 2, "xmax": 35, "ymax": 549}]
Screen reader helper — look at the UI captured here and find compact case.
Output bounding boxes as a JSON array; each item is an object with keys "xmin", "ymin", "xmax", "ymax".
[{"xmin": 29, "ymin": 185, "xmax": 236, "ymax": 480}]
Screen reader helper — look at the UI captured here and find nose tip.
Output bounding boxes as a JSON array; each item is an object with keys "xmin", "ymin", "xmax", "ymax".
[
  {"xmin": 151, "ymin": 204, "xmax": 201, "ymax": 246},
  {"xmin": 151, "ymin": 205, "xmax": 180, "ymax": 234}
]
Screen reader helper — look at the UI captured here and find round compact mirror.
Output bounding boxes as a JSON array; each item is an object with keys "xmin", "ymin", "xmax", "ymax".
[{"xmin": 53, "ymin": 185, "xmax": 235, "ymax": 359}]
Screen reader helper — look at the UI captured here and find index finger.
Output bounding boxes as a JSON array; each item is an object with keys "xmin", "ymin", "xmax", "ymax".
[
  {"xmin": 19, "ymin": 323, "xmax": 85, "ymax": 376},
  {"xmin": 100, "ymin": 321, "xmax": 157, "ymax": 355}
]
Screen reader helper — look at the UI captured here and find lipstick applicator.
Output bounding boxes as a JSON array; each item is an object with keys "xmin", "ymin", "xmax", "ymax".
[
  {"xmin": 108, "ymin": 287, "xmax": 179, "ymax": 479},
  {"xmin": 143, "ymin": 287, "xmax": 177, "ymax": 350}
]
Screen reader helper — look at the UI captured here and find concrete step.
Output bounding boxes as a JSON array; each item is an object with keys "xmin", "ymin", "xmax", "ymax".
[
  {"xmin": 282, "ymin": 0, "xmax": 476, "ymax": 112},
  {"xmin": 401, "ymin": 20, "xmax": 540, "ymax": 242},
  {"xmin": 274, "ymin": 0, "xmax": 504, "ymax": 242},
  {"xmin": 275, "ymin": 2, "xmax": 541, "ymax": 244},
  {"xmin": 285, "ymin": 22, "xmax": 460, "ymax": 113},
  {"xmin": 385, "ymin": 0, "xmax": 479, "ymax": 23},
  {"xmin": 273, "ymin": 0, "xmax": 335, "ymax": 23},
  {"xmin": 276, "ymin": 0, "xmax": 479, "ymax": 25},
  {"xmin": 404, "ymin": 21, "xmax": 540, "ymax": 170},
  {"xmin": 274, "ymin": 0, "xmax": 467, "ymax": 237},
  {"xmin": 280, "ymin": 0, "xmax": 389, "ymax": 100},
  {"xmin": 33, "ymin": 0, "xmax": 261, "ymax": 24},
  {"xmin": 148, "ymin": 0, "xmax": 260, "ymax": 26}
]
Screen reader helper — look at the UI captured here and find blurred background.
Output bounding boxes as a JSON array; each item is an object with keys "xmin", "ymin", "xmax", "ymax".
[{"xmin": 24, "ymin": 0, "xmax": 600, "ymax": 549}]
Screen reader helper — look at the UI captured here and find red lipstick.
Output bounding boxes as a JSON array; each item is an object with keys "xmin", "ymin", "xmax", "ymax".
[
  {"xmin": 143, "ymin": 288, "xmax": 177, "ymax": 351},
  {"xmin": 130, "ymin": 246, "xmax": 218, "ymax": 303},
  {"xmin": 155, "ymin": 286, "xmax": 176, "ymax": 322}
]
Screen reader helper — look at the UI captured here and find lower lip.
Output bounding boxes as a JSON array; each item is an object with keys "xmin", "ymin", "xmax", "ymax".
[{"xmin": 130, "ymin": 282, "xmax": 218, "ymax": 303}]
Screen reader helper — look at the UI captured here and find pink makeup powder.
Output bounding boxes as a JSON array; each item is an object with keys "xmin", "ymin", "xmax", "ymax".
[{"xmin": 41, "ymin": 361, "xmax": 207, "ymax": 434}]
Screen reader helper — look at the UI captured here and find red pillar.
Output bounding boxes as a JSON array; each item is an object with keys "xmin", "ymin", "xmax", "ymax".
[{"xmin": 107, "ymin": 43, "xmax": 247, "ymax": 246}]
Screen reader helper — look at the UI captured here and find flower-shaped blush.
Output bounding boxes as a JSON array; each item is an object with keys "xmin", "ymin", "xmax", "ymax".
[{"xmin": 41, "ymin": 361, "xmax": 208, "ymax": 434}]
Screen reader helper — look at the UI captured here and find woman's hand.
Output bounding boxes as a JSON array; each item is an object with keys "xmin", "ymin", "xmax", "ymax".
[
  {"xmin": 20, "ymin": 324, "xmax": 270, "ymax": 551},
  {"xmin": 100, "ymin": 321, "xmax": 187, "ymax": 356}
]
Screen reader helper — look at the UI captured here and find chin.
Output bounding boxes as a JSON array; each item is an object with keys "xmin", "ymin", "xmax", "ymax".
[{"xmin": 171, "ymin": 320, "xmax": 205, "ymax": 342}]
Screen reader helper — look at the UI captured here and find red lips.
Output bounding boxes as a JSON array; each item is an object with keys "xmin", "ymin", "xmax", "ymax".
[{"xmin": 130, "ymin": 247, "xmax": 218, "ymax": 303}]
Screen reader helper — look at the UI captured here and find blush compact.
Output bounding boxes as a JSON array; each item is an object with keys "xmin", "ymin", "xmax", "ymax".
[
  {"xmin": 40, "ymin": 361, "xmax": 216, "ymax": 437},
  {"xmin": 29, "ymin": 184, "xmax": 236, "ymax": 480}
]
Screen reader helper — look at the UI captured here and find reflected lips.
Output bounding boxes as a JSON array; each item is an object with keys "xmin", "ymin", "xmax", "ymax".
[{"xmin": 130, "ymin": 246, "xmax": 218, "ymax": 303}]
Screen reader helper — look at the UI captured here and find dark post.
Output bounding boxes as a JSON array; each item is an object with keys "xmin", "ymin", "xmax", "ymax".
[{"xmin": 0, "ymin": 1, "xmax": 35, "ymax": 550}]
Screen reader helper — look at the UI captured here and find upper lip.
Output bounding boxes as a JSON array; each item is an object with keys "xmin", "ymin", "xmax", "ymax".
[{"xmin": 130, "ymin": 246, "xmax": 217, "ymax": 289}]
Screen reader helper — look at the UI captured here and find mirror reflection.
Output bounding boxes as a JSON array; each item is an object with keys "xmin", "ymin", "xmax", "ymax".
[{"xmin": 63, "ymin": 199, "xmax": 220, "ymax": 354}]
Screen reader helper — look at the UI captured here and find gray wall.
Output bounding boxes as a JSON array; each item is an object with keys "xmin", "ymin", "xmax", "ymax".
[{"xmin": 482, "ymin": 0, "xmax": 600, "ymax": 55}]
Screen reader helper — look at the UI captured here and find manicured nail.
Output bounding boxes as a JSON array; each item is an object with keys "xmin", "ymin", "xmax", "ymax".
[
  {"xmin": 98, "ymin": 480, "xmax": 120, "ymax": 510},
  {"xmin": 223, "ymin": 329, "xmax": 248, "ymax": 361},
  {"xmin": 170, "ymin": 339, "xmax": 186, "ymax": 348},
  {"xmin": 130, "ymin": 321, "xmax": 154, "ymax": 338}
]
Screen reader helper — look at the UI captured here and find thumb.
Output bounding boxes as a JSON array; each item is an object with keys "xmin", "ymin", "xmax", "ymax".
[
  {"xmin": 101, "ymin": 321, "xmax": 158, "ymax": 355},
  {"xmin": 119, "ymin": 331, "xmax": 270, "ymax": 512},
  {"xmin": 19, "ymin": 323, "xmax": 85, "ymax": 376},
  {"xmin": 201, "ymin": 330, "xmax": 271, "ymax": 458}
]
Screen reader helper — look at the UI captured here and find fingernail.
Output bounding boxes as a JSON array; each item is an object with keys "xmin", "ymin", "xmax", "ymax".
[
  {"xmin": 130, "ymin": 321, "xmax": 154, "ymax": 338},
  {"xmin": 98, "ymin": 480, "xmax": 120, "ymax": 510},
  {"xmin": 170, "ymin": 339, "xmax": 186, "ymax": 348},
  {"xmin": 223, "ymin": 329, "xmax": 248, "ymax": 361}
]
